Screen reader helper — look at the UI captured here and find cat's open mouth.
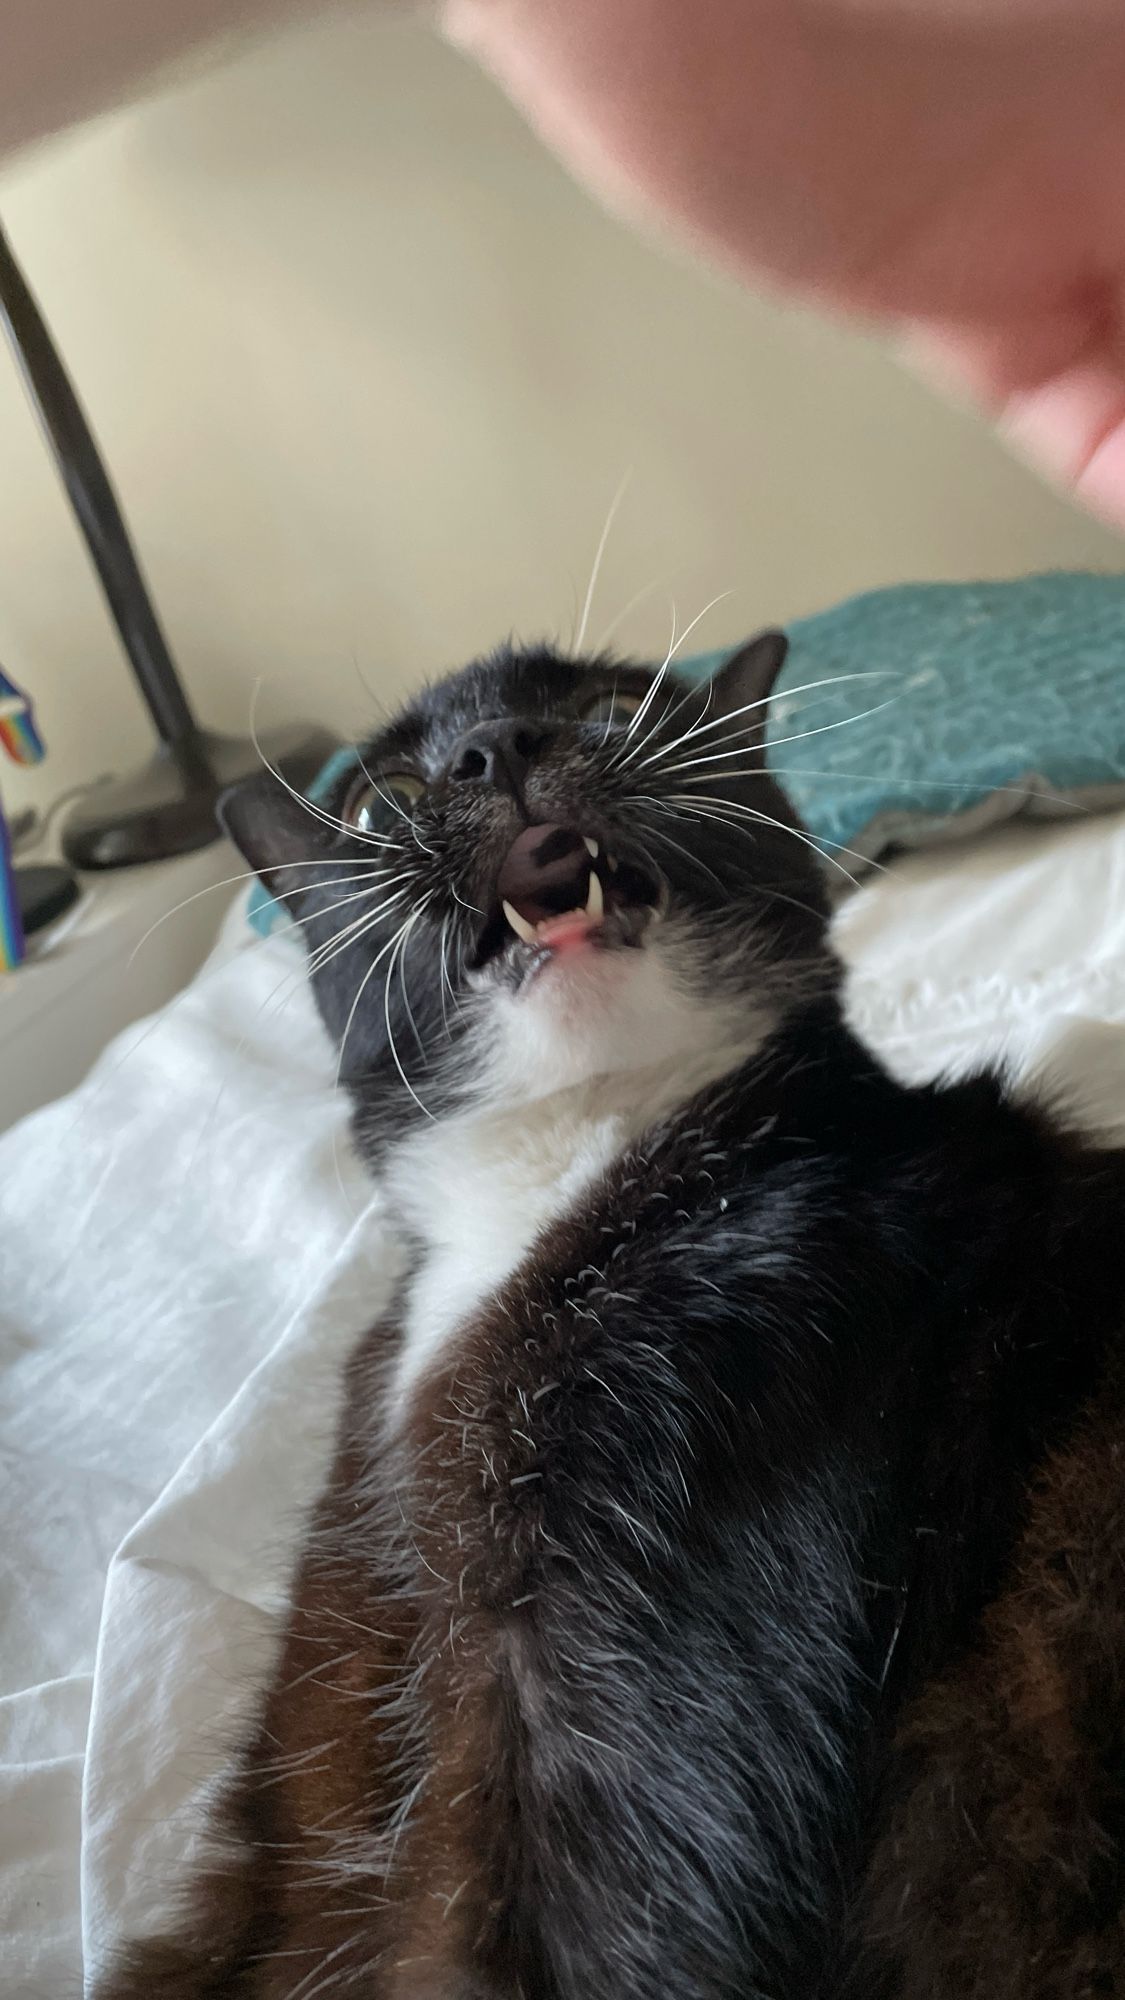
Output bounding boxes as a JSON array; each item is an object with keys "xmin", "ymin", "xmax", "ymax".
[{"xmin": 468, "ymin": 822, "xmax": 662, "ymax": 986}]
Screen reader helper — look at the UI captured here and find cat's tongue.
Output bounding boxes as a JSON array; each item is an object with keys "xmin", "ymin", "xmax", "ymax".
[{"xmin": 496, "ymin": 823, "xmax": 601, "ymax": 948}]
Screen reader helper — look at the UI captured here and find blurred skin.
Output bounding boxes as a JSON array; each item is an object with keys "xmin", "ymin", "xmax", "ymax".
[{"xmin": 6, "ymin": 0, "xmax": 1125, "ymax": 530}]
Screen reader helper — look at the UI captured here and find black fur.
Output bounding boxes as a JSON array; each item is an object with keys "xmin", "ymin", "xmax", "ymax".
[{"xmin": 102, "ymin": 637, "xmax": 1125, "ymax": 1999}]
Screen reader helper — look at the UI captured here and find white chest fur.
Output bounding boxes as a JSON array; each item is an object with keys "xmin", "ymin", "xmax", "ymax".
[
  {"xmin": 385, "ymin": 1093, "xmax": 635, "ymax": 1424},
  {"xmin": 381, "ymin": 927, "xmax": 777, "ymax": 1429},
  {"xmin": 383, "ymin": 1058, "xmax": 763, "ymax": 1428}
]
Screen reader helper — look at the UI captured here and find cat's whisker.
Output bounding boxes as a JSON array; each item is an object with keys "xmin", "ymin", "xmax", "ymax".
[
  {"xmin": 764, "ymin": 764, "xmax": 1089, "ymax": 811},
  {"xmin": 383, "ymin": 911, "xmax": 437, "ymax": 1120},
  {"xmin": 657, "ymin": 707, "xmax": 882, "ymax": 776},
  {"xmin": 274, "ymin": 888, "xmax": 414, "ymax": 972},
  {"xmin": 438, "ymin": 915, "xmax": 466, "ymax": 1034},
  {"xmin": 598, "ymin": 671, "xmax": 626, "ymax": 752},
  {"xmin": 630, "ymin": 806, "xmax": 728, "ymax": 892},
  {"xmin": 397, "ymin": 922, "xmax": 429, "ymax": 1066},
  {"xmin": 298, "ymin": 883, "xmax": 414, "ymax": 983},
  {"xmin": 591, "ymin": 574, "xmax": 671, "ymax": 656},
  {"xmin": 349, "ymin": 647, "xmax": 394, "ymax": 725},
  {"xmin": 672, "ymin": 668, "xmax": 895, "ymax": 744},
  {"xmin": 450, "ymin": 882, "xmax": 485, "ymax": 920},
  {"xmin": 608, "ymin": 590, "xmax": 734, "ymax": 774},
  {"xmin": 353, "ymin": 746, "xmax": 439, "ymax": 861},
  {"xmin": 125, "ymin": 860, "xmax": 404, "ymax": 968},
  {"xmin": 293, "ymin": 886, "xmax": 415, "ymax": 966},
  {"xmin": 666, "ymin": 792, "xmax": 868, "ymax": 887},
  {"xmin": 304, "ymin": 892, "xmax": 412, "ymax": 983},
  {"xmin": 615, "ymin": 598, "xmax": 679, "ymax": 750},
  {"xmin": 665, "ymin": 589, "xmax": 734, "ymax": 665},
  {"xmin": 658, "ymin": 696, "xmax": 902, "ymax": 777},
  {"xmin": 629, "ymin": 674, "xmax": 715, "ymax": 775},
  {"xmin": 248, "ymin": 691, "xmax": 394, "ymax": 853},
  {"xmin": 334, "ymin": 907, "xmax": 425, "ymax": 1098},
  {"xmin": 437, "ymin": 913, "xmax": 453, "ymax": 1040},
  {"xmin": 164, "ymin": 893, "xmax": 410, "ymax": 1192},
  {"xmin": 627, "ymin": 671, "xmax": 897, "ymax": 778},
  {"xmin": 573, "ymin": 469, "xmax": 632, "ymax": 658}
]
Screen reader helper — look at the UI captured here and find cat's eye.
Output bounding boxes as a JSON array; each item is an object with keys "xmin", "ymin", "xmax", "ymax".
[
  {"xmin": 343, "ymin": 770, "xmax": 424, "ymax": 835},
  {"xmin": 578, "ymin": 689, "xmax": 645, "ymax": 727}
]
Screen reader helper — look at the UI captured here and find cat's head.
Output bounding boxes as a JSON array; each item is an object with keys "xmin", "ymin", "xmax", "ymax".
[{"xmin": 222, "ymin": 636, "xmax": 839, "ymax": 1152}]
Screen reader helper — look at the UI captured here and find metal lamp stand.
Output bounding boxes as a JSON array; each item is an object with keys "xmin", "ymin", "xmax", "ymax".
[{"xmin": 0, "ymin": 219, "xmax": 335, "ymax": 870}]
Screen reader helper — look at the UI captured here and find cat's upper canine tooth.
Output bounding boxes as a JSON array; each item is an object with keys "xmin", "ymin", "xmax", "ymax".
[
  {"xmin": 502, "ymin": 899, "xmax": 538, "ymax": 946},
  {"xmin": 583, "ymin": 835, "xmax": 599, "ymax": 859},
  {"xmin": 585, "ymin": 869, "xmax": 604, "ymax": 921}
]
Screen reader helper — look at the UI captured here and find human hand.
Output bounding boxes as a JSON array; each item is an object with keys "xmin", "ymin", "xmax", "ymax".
[{"xmin": 446, "ymin": 0, "xmax": 1125, "ymax": 530}]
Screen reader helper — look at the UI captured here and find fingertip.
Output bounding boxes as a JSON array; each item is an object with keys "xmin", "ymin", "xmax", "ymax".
[{"xmin": 1001, "ymin": 356, "xmax": 1125, "ymax": 530}]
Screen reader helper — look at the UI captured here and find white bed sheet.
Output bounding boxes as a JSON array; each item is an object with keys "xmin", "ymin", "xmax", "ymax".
[{"xmin": 2, "ymin": 808, "xmax": 1124, "ymax": 1998}]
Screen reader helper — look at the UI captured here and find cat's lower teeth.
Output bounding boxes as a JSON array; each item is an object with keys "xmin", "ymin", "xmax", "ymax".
[{"xmin": 585, "ymin": 870, "xmax": 604, "ymax": 920}]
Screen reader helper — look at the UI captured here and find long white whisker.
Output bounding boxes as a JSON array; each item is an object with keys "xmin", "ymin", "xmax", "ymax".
[
  {"xmin": 303, "ymin": 885, "xmax": 411, "ymax": 948},
  {"xmin": 598, "ymin": 669, "xmax": 625, "ymax": 752},
  {"xmin": 591, "ymin": 574, "xmax": 669, "ymax": 655},
  {"xmin": 574, "ymin": 469, "xmax": 631, "ymax": 657},
  {"xmin": 334, "ymin": 901, "xmax": 431, "ymax": 1096},
  {"xmin": 125, "ymin": 860, "xmax": 404, "ymax": 967},
  {"xmin": 450, "ymin": 881, "xmax": 484, "ymax": 919},
  {"xmin": 628, "ymin": 671, "xmax": 897, "ymax": 777},
  {"xmin": 631, "ymin": 807, "xmax": 727, "ymax": 891},
  {"xmin": 667, "ymin": 793, "xmax": 867, "ymax": 887},
  {"xmin": 383, "ymin": 912, "xmax": 436, "ymax": 1120},
  {"xmin": 665, "ymin": 589, "xmax": 734, "ymax": 666},
  {"xmin": 641, "ymin": 799, "xmax": 828, "ymax": 921},
  {"xmin": 667, "ymin": 696, "xmax": 902, "ymax": 772},
  {"xmin": 608, "ymin": 590, "xmax": 733, "ymax": 774},
  {"xmin": 304, "ymin": 887, "xmax": 413, "ymax": 980},
  {"xmin": 249, "ymin": 680, "xmax": 406, "ymax": 852},
  {"xmin": 617, "ymin": 599, "xmax": 678, "ymax": 749},
  {"xmin": 437, "ymin": 914, "xmax": 455, "ymax": 1038},
  {"xmin": 397, "ymin": 920, "xmax": 428, "ymax": 1065},
  {"xmin": 362, "ymin": 767, "xmax": 437, "ymax": 860},
  {"xmin": 763, "ymin": 764, "xmax": 1088, "ymax": 810},
  {"xmin": 627, "ymin": 674, "xmax": 715, "ymax": 775}
]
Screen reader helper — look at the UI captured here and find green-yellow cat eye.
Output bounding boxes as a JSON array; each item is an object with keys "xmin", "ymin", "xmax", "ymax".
[
  {"xmin": 579, "ymin": 689, "xmax": 645, "ymax": 727},
  {"xmin": 344, "ymin": 770, "xmax": 424, "ymax": 834}
]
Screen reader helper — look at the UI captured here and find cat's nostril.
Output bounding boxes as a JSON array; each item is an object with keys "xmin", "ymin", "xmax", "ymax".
[
  {"xmin": 512, "ymin": 727, "xmax": 538, "ymax": 762},
  {"xmin": 452, "ymin": 744, "xmax": 491, "ymax": 783}
]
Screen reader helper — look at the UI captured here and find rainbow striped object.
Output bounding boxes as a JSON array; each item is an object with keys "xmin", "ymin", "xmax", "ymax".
[
  {"xmin": 0, "ymin": 669, "xmax": 46, "ymax": 970},
  {"xmin": 0, "ymin": 806, "xmax": 22, "ymax": 970}
]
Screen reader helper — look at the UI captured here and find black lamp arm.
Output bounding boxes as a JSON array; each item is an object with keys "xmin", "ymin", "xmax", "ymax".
[{"xmin": 0, "ymin": 218, "xmax": 201, "ymax": 751}]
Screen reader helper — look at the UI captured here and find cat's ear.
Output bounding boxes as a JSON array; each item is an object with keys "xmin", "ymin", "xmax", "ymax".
[
  {"xmin": 217, "ymin": 771, "xmax": 329, "ymax": 911},
  {"xmin": 709, "ymin": 629, "xmax": 788, "ymax": 763}
]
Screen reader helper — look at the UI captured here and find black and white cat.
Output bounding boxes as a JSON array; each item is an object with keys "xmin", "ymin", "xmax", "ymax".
[{"xmin": 102, "ymin": 635, "xmax": 1125, "ymax": 2000}]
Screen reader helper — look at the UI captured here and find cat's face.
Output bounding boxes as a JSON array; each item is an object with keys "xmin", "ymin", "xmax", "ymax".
[{"xmin": 223, "ymin": 635, "xmax": 837, "ymax": 1149}]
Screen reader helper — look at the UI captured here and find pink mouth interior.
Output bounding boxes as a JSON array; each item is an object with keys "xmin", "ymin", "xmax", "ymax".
[{"xmin": 534, "ymin": 909, "xmax": 597, "ymax": 953}]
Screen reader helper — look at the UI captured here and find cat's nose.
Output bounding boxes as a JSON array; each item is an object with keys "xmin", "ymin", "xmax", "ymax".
[{"xmin": 445, "ymin": 719, "xmax": 549, "ymax": 799}]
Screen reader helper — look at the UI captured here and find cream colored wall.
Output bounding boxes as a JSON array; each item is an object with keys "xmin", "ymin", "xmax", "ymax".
[{"xmin": 0, "ymin": 12, "xmax": 1121, "ymax": 820}]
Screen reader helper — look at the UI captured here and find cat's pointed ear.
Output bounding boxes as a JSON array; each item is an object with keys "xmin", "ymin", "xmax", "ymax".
[
  {"xmin": 217, "ymin": 771, "xmax": 328, "ymax": 911},
  {"xmin": 711, "ymin": 629, "xmax": 789, "ymax": 734}
]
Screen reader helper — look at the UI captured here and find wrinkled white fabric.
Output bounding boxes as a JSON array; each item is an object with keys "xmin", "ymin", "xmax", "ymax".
[{"xmin": 1, "ymin": 809, "xmax": 1124, "ymax": 1998}]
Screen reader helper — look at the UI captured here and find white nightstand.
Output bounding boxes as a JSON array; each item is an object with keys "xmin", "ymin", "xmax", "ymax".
[{"xmin": 0, "ymin": 841, "xmax": 242, "ymax": 1131}]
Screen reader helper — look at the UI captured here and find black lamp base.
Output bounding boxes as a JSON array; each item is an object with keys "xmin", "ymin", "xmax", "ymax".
[
  {"xmin": 61, "ymin": 724, "xmax": 338, "ymax": 870},
  {"xmin": 17, "ymin": 861, "xmax": 81, "ymax": 935}
]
